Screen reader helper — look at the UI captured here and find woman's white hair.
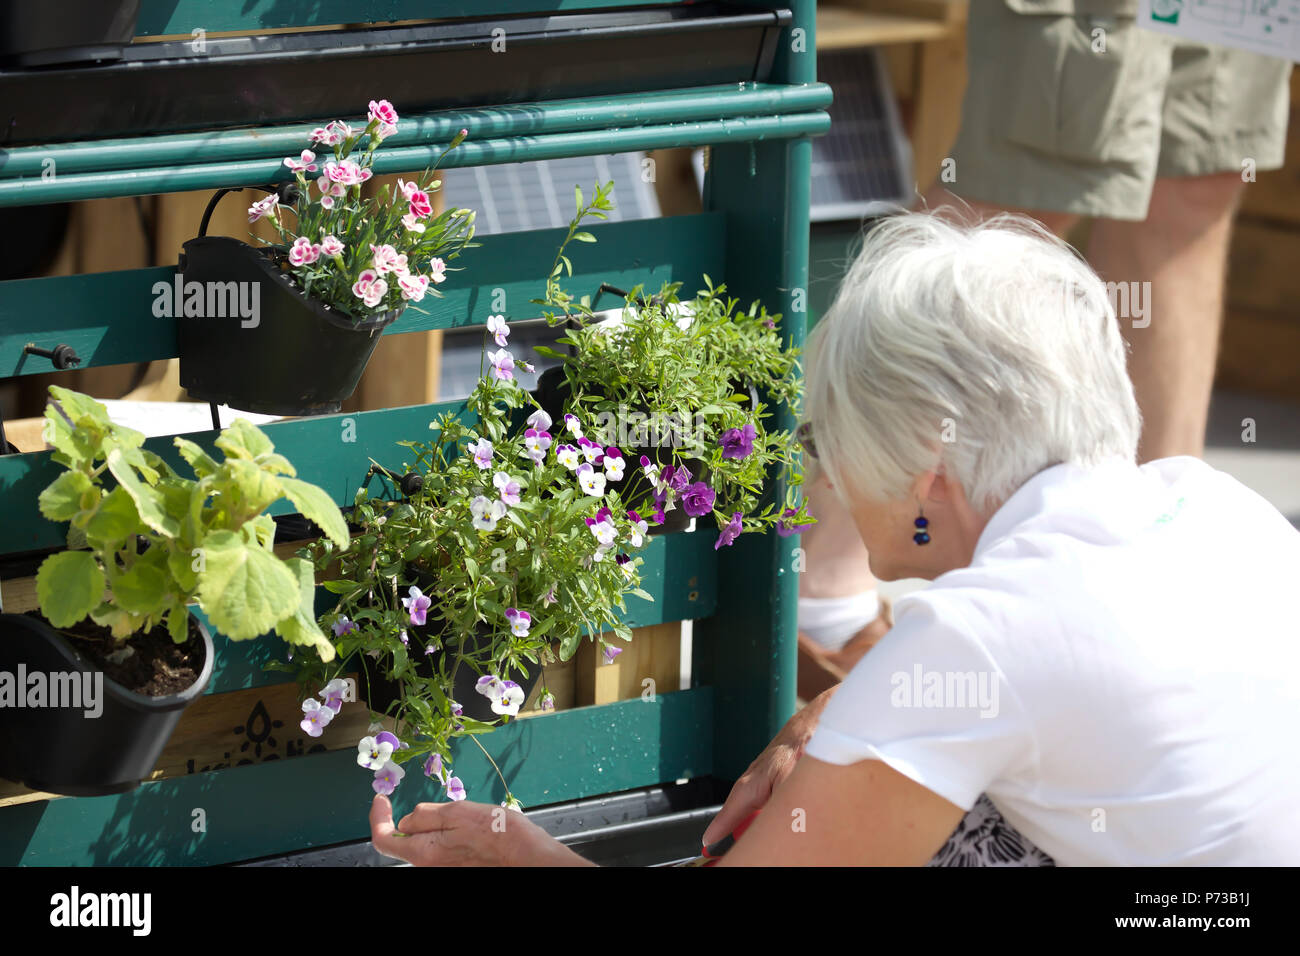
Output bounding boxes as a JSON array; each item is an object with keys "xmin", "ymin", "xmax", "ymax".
[{"xmin": 806, "ymin": 210, "xmax": 1140, "ymax": 513}]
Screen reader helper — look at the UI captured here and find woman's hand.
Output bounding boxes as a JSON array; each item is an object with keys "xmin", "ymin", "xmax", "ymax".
[
  {"xmin": 701, "ymin": 687, "xmax": 836, "ymax": 847},
  {"xmin": 370, "ymin": 795, "xmax": 594, "ymax": 867}
]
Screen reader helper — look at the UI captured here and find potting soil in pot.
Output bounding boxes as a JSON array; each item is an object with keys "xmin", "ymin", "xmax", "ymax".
[{"xmin": 24, "ymin": 612, "xmax": 207, "ymax": 697}]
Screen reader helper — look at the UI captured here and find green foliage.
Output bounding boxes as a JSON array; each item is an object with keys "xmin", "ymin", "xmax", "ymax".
[
  {"xmin": 532, "ymin": 183, "xmax": 815, "ymax": 541},
  {"xmin": 33, "ymin": 386, "xmax": 345, "ymax": 658},
  {"xmin": 296, "ymin": 372, "xmax": 653, "ymax": 776}
]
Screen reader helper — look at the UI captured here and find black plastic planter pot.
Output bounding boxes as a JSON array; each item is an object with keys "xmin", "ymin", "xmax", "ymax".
[
  {"xmin": 177, "ymin": 236, "xmax": 402, "ymax": 416},
  {"xmin": 0, "ymin": 0, "xmax": 139, "ymax": 67},
  {"xmin": 360, "ymin": 626, "xmax": 543, "ymax": 725},
  {"xmin": 0, "ymin": 612, "xmax": 214, "ymax": 797}
]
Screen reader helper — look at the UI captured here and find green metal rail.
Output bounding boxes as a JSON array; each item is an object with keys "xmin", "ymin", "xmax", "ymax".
[{"xmin": 0, "ymin": 0, "xmax": 820, "ymax": 865}]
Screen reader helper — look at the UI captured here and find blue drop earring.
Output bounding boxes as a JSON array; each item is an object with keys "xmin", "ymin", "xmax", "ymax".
[{"xmin": 913, "ymin": 507, "xmax": 930, "ymax": 545}]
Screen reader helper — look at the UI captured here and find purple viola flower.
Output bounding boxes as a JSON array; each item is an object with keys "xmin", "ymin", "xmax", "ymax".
[
  {"xmin": 486, "ymin": 314, "xmax": 509, "ymax": 347},
  {"xmin": 300, "ymin": 698, "xmax": 335, "ymax": 737},
  {"xmin": 446, "ymin": 776, "xmax": 467, "ymax": 801},
  {"xmin": 681, "ymin": 482, "xmax": 716, "ymax": 518},
  {"xmin": 402, "ymin": 585, "xmax": 432, "ymax": 627},
  {"xmin": 476, "ymin": 675, "xmax": 503, "ymax": 699},
  {"xmin": 467, "ymin": 437, "xmax": 494, "ymax": 469},
  {"xmin": 720, "ymin": 423, "xmax": 758, "ymax": 460},
  {"xmin": 373, "ymin": 761, "xmax": 405, "ymax": 796},
  {"xmin": 424, "ymin": 752, "xmax": 446, "ymax": 781},
  {"xmin": 505, "ymin": 607, "xmax": 531, "ymax": 637},
  {"xmin": 602, "ymin": 644, "xmax": 623, "ymax": 665},
  {"xmin": 332, "ymin": 616, "xmax": 358, "ymax": 637},
  {"xmin": 319, "ymin": 677, "xmax": 352, "ymax": 712},
  {"xmin": 715, "ymin": 512, "xmax": 744, "ymax": 550},
  {"xmin": 489, "ymin": 348, "xmax": 516, "ymax": 382},
  {"xmin": 538, "ymin": 692, "xmax": 556, "ymax": 712},
  {"xmin": 375, "ymin": 731, "xmax": 402, "ymax": 751},
  {"xmin": 541, "ymin": 582, "xmax": 558, "ymax": 607},
  {"xmin": 494, "ymin": 471, "xmax": 522, "ymax": 506},
  {"xmin": 776, "ymin": 507, "xmax": 800, "ymax": 538},
  {"xmin": 527, "ymin": 408, "xmax": 553, "ymax": 432},
  {"xmin": 399, "ymin": 629, "xmax": 409, "ymax": 647}
]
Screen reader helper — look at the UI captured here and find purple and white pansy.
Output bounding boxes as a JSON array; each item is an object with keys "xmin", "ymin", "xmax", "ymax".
[{"xmin": 402, "ymin": 585, "xmax": 432, "ymax": 627}]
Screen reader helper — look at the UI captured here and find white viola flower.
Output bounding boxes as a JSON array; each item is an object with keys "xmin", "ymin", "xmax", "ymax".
[
  {"xmin": 475, "ymin": 675, "xmax": 503, "ymax": 699},
  {"xmin": 486, "ymin": 314, "xmax": 509, "ymax": 347},
  {"xmin": 357, "ymin": 734, "xmax": 395, "ymax": 771},
  {"xmin": 470, "ymin": 495, "xmax": 507, "ymax": 531},
  {"xmin": 627, "ymin": 510, "xmax": 649, "ymax": 548},
  {"xmin": 563, "ymin": 413, "xmax": 583, "ymax": 438},
  {"xmin": 586, "ymin": 508, "xmax": 617, "ymax": 549},
  {"xmin": 319, "ymin": 677, "xmax": 352, "ymax": 712},
  {"xmin": 467, "ymin": 438, "xmax": 494, "ymax": 470},
  {"xmin": 555, "ymin": 443, "xmax": 581, "ymax": 471},
  {"xmin": 504, "ymin": 607, "xmax": 531, "ymax": 637},
  {"xmin": 640, "ymin": 455, "xmax": 660, "ymax": 488},
  {"xmin": 603, "ymin": 448, "xmax": 626, "ymax": 482},
  {"xmin": 300, "ymin": 698, "xmax": 335, "ymax": 737},
  {"xmin": 527, "ymin": 409, "xmax": 553, "ymax": 432},
  {"xmin": 523, "ymin": 428, "xmax": 552, "ymax": 466},
  {"xmin": 491, "ymin": 681, "xmax": 526, "ymax": 717},
  {"xmin": 577, "ymin": 438, "xmax": 604, "ymax": 465},
  {"xmin": 493, "ymin": 471, "xmax": 522, "ymax": 506},
  {"xmin": 576, "ymin": 463, "xmax": 606, "ymax": 497}
]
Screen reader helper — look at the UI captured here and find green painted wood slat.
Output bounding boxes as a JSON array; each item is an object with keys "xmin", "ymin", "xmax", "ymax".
[
  {"xmin": 0, "ymin": 112, "xmax": 830, "ymax": 206},
  {"xmin": 0, "ymin": 688, "xmax": 714, "ymax": 865},
  {"xmin": 1, "ymin": 214, "xmax": 725, "ymax": 378},
  {"xmin": 0, "ymin": 85, "xmax": 833, "ymax": 180}
]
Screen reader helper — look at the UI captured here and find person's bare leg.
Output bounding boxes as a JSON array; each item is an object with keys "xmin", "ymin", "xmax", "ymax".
[{"xmin": 1086, "ymin": 173, "xmax": 1244, "ymax": 462}]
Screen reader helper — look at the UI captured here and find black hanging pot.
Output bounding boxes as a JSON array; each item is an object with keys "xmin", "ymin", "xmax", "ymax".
[
  {"xmin": 359, "ymin": 625, "xmax": 543, "ymax": 724},
  {"xmin": 176, "ymin": 187, "xmax": 403, "ymax": 416},
  {"xmin": 0, "ymin": 0, "xmax": 140, "ymax": 67},
  {"xmin": 0, "ymin": 611, "xmax": 214, "ymax": 797}
]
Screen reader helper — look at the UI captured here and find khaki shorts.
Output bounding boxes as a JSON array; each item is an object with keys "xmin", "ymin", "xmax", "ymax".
[{"xmin": 947, "ymin": 0, "xmax": 1293, "ymax": 220}]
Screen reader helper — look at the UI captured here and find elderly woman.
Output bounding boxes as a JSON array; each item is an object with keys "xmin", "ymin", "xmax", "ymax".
[{"xmin": 369, "ymin": 211, "xmax": 1300, "ymax": 866}]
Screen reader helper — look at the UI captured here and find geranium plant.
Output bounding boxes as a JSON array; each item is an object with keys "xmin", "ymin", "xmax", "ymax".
[
  {"xmin": 33, "ymin": 386, "xmax": 348, "ymax": 658},
  {"xmin": 251, "ymin": 98, "xmax": 477, "ymax": 320},
  {"xmin": 292, "ymin": 332, "xmax": 654, "ymax": 802},
  {"xmin": 534, "ymin": 182, "xmax": 814, "ymax": 545}
]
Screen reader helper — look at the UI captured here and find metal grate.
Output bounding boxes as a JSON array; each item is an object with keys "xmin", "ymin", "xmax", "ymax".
[
  {"xmin": 439, "ymin": 153, "xmax": 662, "ymax": 234},
  {"xmin": 810, "ymin": 47, "xmax": 911, "ymax": 222}
]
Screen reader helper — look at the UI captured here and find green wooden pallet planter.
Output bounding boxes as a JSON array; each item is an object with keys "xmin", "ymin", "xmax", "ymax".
[{"xmin": 0, "ymin": 0, "xmax": 824, "ymax": 865}]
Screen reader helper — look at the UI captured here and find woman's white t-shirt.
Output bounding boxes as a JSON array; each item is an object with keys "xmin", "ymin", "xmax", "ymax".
[{"xmin": 805, "ymin": 456, "xmax": 1300, "ymax": 865}]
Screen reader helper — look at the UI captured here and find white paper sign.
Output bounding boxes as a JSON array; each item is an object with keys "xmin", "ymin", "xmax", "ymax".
[{"xmin": 1137, "ymin": 0, "xmax": 1300, "ymax": 61}]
